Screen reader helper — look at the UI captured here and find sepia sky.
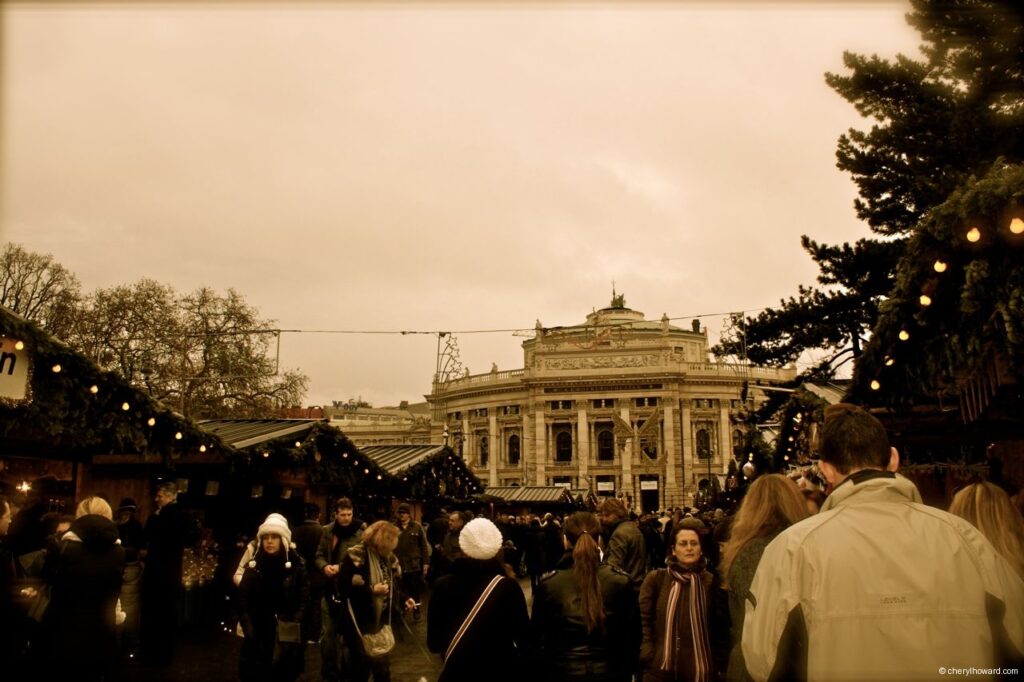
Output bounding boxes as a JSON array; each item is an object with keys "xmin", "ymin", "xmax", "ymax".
[{"xmin": 1, "ymin": 1, "xmax": 922, "ymax": 408}]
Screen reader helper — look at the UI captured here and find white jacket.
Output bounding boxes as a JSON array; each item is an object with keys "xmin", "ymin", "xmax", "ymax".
[{"xmin": 742, "ymin": 471, "xmax": 1024, "ymax": 681}]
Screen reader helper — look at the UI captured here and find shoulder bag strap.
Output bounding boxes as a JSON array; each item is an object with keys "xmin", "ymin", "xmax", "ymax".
[
  {"xmin": 347, "ymin": 599, "xmax": 364, "ymax": 639},
  {"xmin": 444, "ymin": 575, "xmax": 504, "ymax": 663}
]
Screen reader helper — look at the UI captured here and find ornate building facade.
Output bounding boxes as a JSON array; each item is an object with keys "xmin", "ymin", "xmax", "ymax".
[{"xmin": 427, "ymin": 301, "xmax": 796, "ymax": 510}]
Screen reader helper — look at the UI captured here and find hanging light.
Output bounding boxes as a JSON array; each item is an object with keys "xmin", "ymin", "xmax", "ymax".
[
  {"xmin": 199, "ymin": 444, "xmax": 207, "ymax": 453},
  {"xmin": 885, "ymin": 357, "xmax": 895, "ymax": 367},
  {"xmin": 933, "ymin": 260, "xmax": 947, "ymax": 273},
  {"xmin": 147, "ymin": 417, "xmax": 156, "ymax": 427},
  {"xmin": 89, "ymin": 385, "xmax": 99, "ymax": 394},
  {"xmin": 14, "ymin": 341, "xmax": 24, "ymax": 350},
  {"xmin": 262, "ymin": 451, "xmax": 270, "ymax": 458},
  {"xmin": 870, "ymin": 380, "xmax": 881, "ymax": 391},
  {"xmin": 966, "ymin": 227, "xmax": 981, "ymax": 242},
  {"xmin": 174, "ymin": 432, "xmax": 183, "ymax": 440},
  {"xmin": 52, "ymin": 364, "xmax": 62, "ymax": 373},
  {"xmin": 121, "ymin": 402, "xmax": 131, "ymax": 411},
  {"xmin": 898, "ymin": 330, "xmax": 910, "ymax": 341},
  {"xmin": 294, "ymin": 441, "xmax": 302, "ymax": 448},
  {"xmin": 919, "ymin": 294, "xmax": 932, "ymax": 307},
  {"xmin": 1010, "ymin": 217, "xmax": 1024, "ymax": 235}
]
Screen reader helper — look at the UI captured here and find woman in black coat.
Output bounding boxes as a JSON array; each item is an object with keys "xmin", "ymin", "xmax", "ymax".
[
  {"xmin": 532, "ymin": 512, "xmax": 638, "ymax": 682},
  {"xmin": 41, "ymin": 496, "xmax": 126, "ymax": 682},
  {"xmin": 237, "ymin": 514, "xmax": 311, "ymax": 682},
  {"xmin": 428, "ymin": 518, "xmax": 532, "ymax": 682},
  {"xmin": 337, "ymin": 520, "xmax": 415, "ymax": 682}
]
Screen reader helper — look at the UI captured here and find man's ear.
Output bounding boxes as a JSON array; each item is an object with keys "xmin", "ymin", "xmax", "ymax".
[
  {"xmin": 819, "ymin": 460, "xmax": 839, "ymax": 486},
  {"xmin": 887, "ymin": 447, "xmax": 900, "ymax": 472}
]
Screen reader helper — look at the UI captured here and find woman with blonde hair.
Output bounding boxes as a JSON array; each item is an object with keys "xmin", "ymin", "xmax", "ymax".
[
  {"xmin": 720, "ymin": 474, "xmax": 809, "ymax": 682},
  {"xmin": 532, "ymin": 511, "xmax": 636, "ymax": 682},
  {"xmin": 41, "ymin": 495, "xmax": 125, "ymax": 681},
  {"xmin": 339, "ymin": 520, "xmax": 416, "ymax": 682},
  {"xmin": 949, "ymin": 481, "xmax": 1024, "ymax": 580}
]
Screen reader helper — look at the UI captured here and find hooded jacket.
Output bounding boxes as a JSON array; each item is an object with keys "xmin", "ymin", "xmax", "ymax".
[
  {"xmin": 43, "ymin": 514, "xmax": 125, "ymax": 676},
  {"xmin": 603, "ymin": 517, "xmax": 647, "ymax": 589},
  {"xmin": 742, "ymin": 471, "xmax": 1024, "ymax": 681}
]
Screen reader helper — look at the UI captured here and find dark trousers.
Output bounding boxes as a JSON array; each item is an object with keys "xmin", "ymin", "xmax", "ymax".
[
  {"xmin": 343, "ymin": 637, "xmax": 391, "ymax": 682},
  {"xmin": 140, "ymin": 578, "xmax": 181, "ymax": 666}
]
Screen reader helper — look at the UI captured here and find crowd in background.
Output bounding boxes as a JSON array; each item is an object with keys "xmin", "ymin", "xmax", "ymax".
[{"xmin": 2, "ymin": 404, "xmax": 1024, "ymax": 682}]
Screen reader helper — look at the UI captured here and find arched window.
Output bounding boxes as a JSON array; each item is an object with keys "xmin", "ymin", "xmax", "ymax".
[
  {"xmin": 696, "ymin": 429, "xmax": 712, "ymax": 460},
  {"xmin": 597, "ymin": 429, "xmax": 615, "ymax": 461},
  {"xmin": 555, "ymin": 431, "xmax": 573, "ymax": 462},
  {"xmin": 479, "ymin": 435, "xmax": 489, "ymax": 467},
  {"xmin": 732, "ymin": 429, "xmax": 744, "ymax": 458},
  {"xmin": 507, "ymin": 434, "xmax": 521, "ymax": 466}
]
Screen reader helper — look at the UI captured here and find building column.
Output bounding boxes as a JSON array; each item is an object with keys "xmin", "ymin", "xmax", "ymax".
[
  {"xmin": 462, "ymin": 418, "xmax": 471, "ymax": 462},
  {"xmin": 620, "ymin": 405, "xmax": 634, "ymax": 510},
  {"xmin": 719, "ymin": 404, "xmax": 731, "ymax": 475},
  {"xmin": 663, "ymin": 403, "xmax": 677, "ymax": 506},
  {"xmin": 680, "ymin": 402, "xmax": 692, "ymax": 504},
  {"xmin": 535, "ymin": 413, "xmax": 547, "ymax": 485},
  {"xmin": 489, "ymin": 413, "xmax": 499, "ymax": 487},
  {"xmin": 522, "ymin": 411, "xmax": 530, "ymax": 480},
  {"xmin": 577, "ymin": 404, "xmax": 589, "ymax": 488}
]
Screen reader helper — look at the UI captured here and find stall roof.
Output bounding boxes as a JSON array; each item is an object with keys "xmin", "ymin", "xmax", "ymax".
[
  {"xmin": 484, "ymin": 486, "xmax": 575, "ymax": 504},
  {"xmin": 357, "ymin": 444, "xmax": 447, "ymax": 476},
  {"xmin": 198, "ymin": 419, "xmax": 324, "ymax": 449}
]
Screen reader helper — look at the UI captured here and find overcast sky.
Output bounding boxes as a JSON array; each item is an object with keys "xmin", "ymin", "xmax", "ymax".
[{"xmin": 1, "ymin": 2, "xmax": 922, "ymax": 408}]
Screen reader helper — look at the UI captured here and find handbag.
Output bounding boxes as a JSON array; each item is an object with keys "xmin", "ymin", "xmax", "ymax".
[
  {"xmin": 276, "ymin": 618, "xmax": 302, "ymax": 643},
  {"xmin": 347, "ymin": 598, "xmax": 395, "ymax": 659}
]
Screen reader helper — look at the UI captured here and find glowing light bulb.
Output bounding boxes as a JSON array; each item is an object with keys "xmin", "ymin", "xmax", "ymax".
[
  {"xmin": 933, "ymin": 260, "xmax": 947, "ymax": 273},
  {"xmin": 870, "ymin": 380, "xmax": 881, "ymax": 390},
  {"xmin": 89, "ymin": 385, "xmax": 99, "ymax": 394},
  {"xmin": 363, "ymin": 468, "xmax": 370, "ymax": 474},
  {"xmin": 14, "ymin": 341, "xmax": 24, "ymax": 350},
  {"xmin": 262, "ymin": 452, "xmax": 269, "ymax": 458},
  {"xmin": 920, "ymin": 295, "xmax": 932, "ymax": 306},
  {"xmin": 899, "ymin": 330, "xmax": 910, "ymax": 341},
  {"xmin": 121, "ymin": 402, "xmax": 130, "ymax": 411},
  {"xmin": 174, "ymin": 432, "xmax": 183, "ymax": 440},
  {"xmin": 199, "ymin": 445, "xmax": 207, "ymax": 453},
  {"xmin": 966, "ymin": 227, "xmax": 981, "ymax": 242},
  {"xmin": 147, "ymin": 417, "xmax": 156, "ymax": 426},
  {"xmin": 294, "ymin": 441, "xmax": 302, "ymax": 448},
  {"xmin": 1010, "ymin": 217, "xmax": 1024, "ymax": 235},
  {"xmin": 885, "ymin": 357, "xmax": 895, "ymax": 367},
  {"xmin": 52, "ymin": 364, "xmax": 62, "ymax": 373}
]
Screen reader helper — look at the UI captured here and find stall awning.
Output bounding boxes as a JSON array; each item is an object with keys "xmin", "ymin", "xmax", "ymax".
[
  {"xmin": 357, "ymin": 444, "xmax": 447, "ymax": 476},
  {"xmin": 198, "ymin": 419, "xmax": 324, "ymax": 449},
  {"xmin": 483, "ymin": 486, "xmax": 575, "ymax": 504}
]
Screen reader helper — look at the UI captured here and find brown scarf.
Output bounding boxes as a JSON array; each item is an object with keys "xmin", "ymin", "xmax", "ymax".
[{"xmin": 661, "ymin": 559, "xmax": 713, "ymax": 681}]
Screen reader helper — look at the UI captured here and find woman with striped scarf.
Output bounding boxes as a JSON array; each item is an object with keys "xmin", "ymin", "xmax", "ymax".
[{"xmin": 639, "ymin": 517, "xmax": 727, "ymax": 682}]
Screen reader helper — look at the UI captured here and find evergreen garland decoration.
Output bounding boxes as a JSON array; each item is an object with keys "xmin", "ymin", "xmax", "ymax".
[
  {"xmin": 851, "ymin": 162, "xmax": 1024, "ymax": 408},
  {"xmin": 771, "ymin": 390, "xmax": 828, "ymax": 471},
  {"xmin": 0, "ymin": 305, "xmax": 226, "ymax": 462}
]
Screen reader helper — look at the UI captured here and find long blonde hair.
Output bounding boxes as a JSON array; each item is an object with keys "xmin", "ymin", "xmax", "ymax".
[
  {"xmin": 949, "ymin": 482, "xmax": 1024, "ymax": 580},
  {"xmin": 720, "ymin": 474, "xmax": 808, "ymax": 588}
]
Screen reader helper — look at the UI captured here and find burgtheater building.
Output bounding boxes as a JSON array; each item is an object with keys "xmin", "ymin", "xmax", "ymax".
[{"xmin": 427, "ymin": 300, "xmax": 796, "ymax": 510}]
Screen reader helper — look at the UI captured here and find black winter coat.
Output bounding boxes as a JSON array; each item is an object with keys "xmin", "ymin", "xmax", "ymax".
[
  {"xmin": 237, "ymin": 551, "xmax": 311, "ymax": 638},
  {"xmin": 42, "ymin": 514, "xmax": 126, "ymax": 678},
  {"xmin": 531, "ymin": 553, "xmax": 639, "ymax": 681},
  {"xmin": 428, "ymin": 558, "xmax": 532, "ymax": 682}
]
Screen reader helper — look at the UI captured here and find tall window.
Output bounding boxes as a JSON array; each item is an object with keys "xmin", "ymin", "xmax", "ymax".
[
  {"xmin": 479, "ymin": 435, "xmax": 489, "ymax": 467},
  {"xmin": 696, "ymin": 429, "xmax": 712, "ymax": 460},
  {"xmin": 507, "ymin": 434, "xmax": 521, "ymax": 465},
  {"xmin": 732, "ymin": 429, "xmax": 744, "ymax": 458},
  {"xmin": 555, "ymin": 431, "xmax": 573, "ymax": 462},
  {"xmin": 597, "ymin": 429, "xmax": 615, "ymax": 461}
]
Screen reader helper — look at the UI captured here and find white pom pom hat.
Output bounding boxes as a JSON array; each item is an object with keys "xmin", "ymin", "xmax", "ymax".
[
  {"xmin": 251, "ymin": 513, "xmax": 295, "ymax": 569},
  {"xmin": 459, "ymin": 518, "xmax": 504, "ymax": 560}
]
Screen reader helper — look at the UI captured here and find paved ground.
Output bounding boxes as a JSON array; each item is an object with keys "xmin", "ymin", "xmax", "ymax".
[{"xmin": 121, "ymin": 578, "xmax": 534, "ymax": 682}]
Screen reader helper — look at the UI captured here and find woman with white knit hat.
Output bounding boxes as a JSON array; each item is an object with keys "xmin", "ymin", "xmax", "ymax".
[
  {"xmin": 427, "ymin": 517, "xmax": 532, "ymax": 682},
  {"xmin": 237, "ymin": 513, "xmax": 311, "ymax": 682}
]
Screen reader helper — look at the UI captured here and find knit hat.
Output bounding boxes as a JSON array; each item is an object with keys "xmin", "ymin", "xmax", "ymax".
[
  {"xmin": 459, "ymin": 518, "xmax": 503, "ymax": 560},
  {"xmin": 397, "ymin": 503, "xmax": 412, "ymax": 514},
  {"xmin": 252, "ymin": 513, "xmax": 294, "ymax": 569}
]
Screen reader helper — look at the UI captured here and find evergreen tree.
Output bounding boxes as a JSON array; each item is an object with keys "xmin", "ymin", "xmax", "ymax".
[{"xmin": 714, "ymin": 0, "xmax": 1024, "ymax": 377}]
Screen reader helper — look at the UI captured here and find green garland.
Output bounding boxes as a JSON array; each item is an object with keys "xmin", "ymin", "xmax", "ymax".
[
  {"xmin": 852, "ymin": 162, "xmax": 1024, "ymax": 408},
  {"xmin": 0, "ymin": 306, "xmax": 226, "ymax": 462}
]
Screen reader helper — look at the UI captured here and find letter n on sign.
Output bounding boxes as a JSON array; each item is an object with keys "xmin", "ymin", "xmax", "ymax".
[{"xmin": 0, "ymin": 339, "xmax": 30, "ymax": 403}]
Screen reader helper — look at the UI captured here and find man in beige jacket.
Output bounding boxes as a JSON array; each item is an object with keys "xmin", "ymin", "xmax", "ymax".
[{"xmin": 742, "ymin": 404, "xmax": 1024, "ymax": 681}]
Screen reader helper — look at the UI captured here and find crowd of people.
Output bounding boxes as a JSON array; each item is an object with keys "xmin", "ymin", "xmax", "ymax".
[{"xmin": 2, "ymin": 402, "xmax": 1024, "ymax": 681}]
